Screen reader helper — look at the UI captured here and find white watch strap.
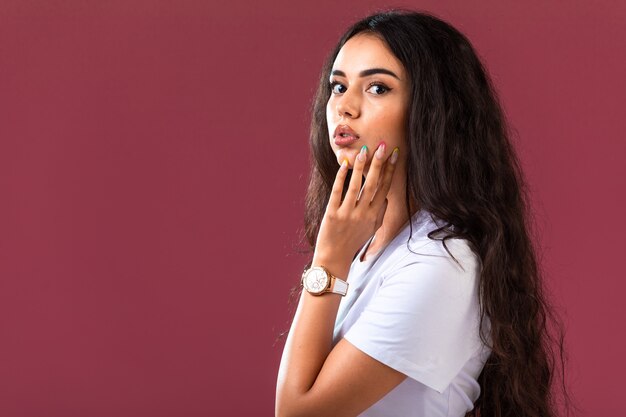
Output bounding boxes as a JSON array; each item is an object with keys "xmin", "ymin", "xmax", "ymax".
[{"xmin": 330, "ymin": 277, "xmax": 348, "ymax": 296}]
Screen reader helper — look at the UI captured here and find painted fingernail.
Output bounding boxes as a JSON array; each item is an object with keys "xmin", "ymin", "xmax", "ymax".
[
  {"xmin": 358, "ymin": 145, "xmax": 367, "ymax": 162},
  {"xmin": 390, "ymin": 147, "xmax": 399, "ymax": 164},
  {"xmin": 340, "ymin": 159, "xmax": 348, "ymax": 170},
  {"xmin": 375, "ymin": 142, "xmax": 386, "ymax": 160}
]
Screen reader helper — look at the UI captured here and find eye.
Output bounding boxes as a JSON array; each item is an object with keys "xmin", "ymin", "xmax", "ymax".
[
  {"xmin": 367, "ymin": 83, "xmax": 391, "ymax": 95},
  {"xmin": 330, "ymin": 81, "xmax": 347, "ymax": 94}
]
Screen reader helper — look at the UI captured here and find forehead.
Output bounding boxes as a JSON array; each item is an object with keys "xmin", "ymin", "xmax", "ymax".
[{"xmin": 332, "ymin": 33, "xmax": 405, "ymax": 78}]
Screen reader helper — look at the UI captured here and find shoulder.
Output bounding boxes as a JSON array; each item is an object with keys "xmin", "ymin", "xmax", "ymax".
[
  {"xmin": 343, "ymin": 213, "xmax": 485, "ymax": 393},
  {"xmin": 384, "ymin": 211, "xmax": 480, "ymax": 281}
]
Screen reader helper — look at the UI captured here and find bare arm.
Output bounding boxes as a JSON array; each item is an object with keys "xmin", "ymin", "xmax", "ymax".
[{"xmin": 276, "ymin": 145, "xmax": 406, "ymax": 417}]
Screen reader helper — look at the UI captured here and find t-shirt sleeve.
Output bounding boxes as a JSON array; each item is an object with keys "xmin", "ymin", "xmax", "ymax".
[{"xmin": 343, "ymin": 239, "xmax": 483, "ymax": 393}]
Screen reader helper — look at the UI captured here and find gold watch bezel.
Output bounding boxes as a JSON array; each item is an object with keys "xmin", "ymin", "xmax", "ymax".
[{"xmin": 301, "ymin": 266, "xmax": 332, "ymax": 295}]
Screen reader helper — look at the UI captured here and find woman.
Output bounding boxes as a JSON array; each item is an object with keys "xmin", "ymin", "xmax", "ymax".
[{"xmin": 276, "ymin": 10, "xmax": 569, "ymax": 417}]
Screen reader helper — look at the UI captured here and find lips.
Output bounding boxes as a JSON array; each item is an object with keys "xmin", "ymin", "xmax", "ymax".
[{"xmin": 333, "ymin": 125, "xmax": 360, "ymax": 146}]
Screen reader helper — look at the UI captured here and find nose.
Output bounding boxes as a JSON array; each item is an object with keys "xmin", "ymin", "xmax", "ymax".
[{"xmin": 335, "ymin": 90, "xmax": 360, "ymax": 119}]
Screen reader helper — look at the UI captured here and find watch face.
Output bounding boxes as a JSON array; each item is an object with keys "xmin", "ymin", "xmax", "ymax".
[{"xmin": 304, "ymin": 268, "xmax": 329, "ymax": 294}]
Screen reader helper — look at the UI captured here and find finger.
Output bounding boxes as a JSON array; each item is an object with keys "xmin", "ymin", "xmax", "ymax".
[
  {"xmin": 356, "ymin": 142, "xmax": 387, "ymax": 205},
  {"xmin": 328, "ymin": 159, "xmax": 349, "ymax": 210},
  {"xmin": 375, "ymin": 198, "xmax": 389, "ymax": 230},
  {"xmin": 371, "ymin": 147, "xmax": 399, "ymax": 208},
  {"xmin": 343, "ymin": 145, "xmax": 368, "ymax": 206}
]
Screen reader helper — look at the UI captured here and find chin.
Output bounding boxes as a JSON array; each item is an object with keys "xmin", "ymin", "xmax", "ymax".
[{"xmin": 335, "ymin": 148, "xmax": 359, "ymax": 167}]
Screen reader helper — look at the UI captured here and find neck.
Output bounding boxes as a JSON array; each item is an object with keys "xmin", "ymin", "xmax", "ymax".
[{"xmin": 364, "ymin": 158, "xmax": 418, "ymax": 250}]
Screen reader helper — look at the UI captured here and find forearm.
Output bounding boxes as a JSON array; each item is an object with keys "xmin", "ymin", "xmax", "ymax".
[
  {"xmin": 275, "ymin": 259, "xmax": 351, "ymax": 416},
  {"xmin": 277, "ymin": 144, "xmax": 398, "ymax": 416}
]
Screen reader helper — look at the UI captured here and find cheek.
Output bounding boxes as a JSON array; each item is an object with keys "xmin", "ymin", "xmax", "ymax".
[
  {"xmin": 372, "ymin": 112, "xmax": 405, "ymax": 143},
  {"xmin": 381, "ymin": 106, "xmax": 408, "ymax": 143},
  {"xmin": 325, "ymin": 100, "xmax": 334, "ymax": 133}
]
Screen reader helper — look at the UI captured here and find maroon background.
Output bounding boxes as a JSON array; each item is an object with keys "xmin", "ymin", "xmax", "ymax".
[{"xmin": 1, "ymin": 1, "xmax": 624, "ymax": 416}]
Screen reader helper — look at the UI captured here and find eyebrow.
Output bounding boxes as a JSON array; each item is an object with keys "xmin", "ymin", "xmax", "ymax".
[{"xmin": 331, "ymin": 68, "xmax": 401, "ymax": 80}]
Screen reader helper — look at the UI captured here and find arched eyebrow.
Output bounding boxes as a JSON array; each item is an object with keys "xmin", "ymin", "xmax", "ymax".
[{"xmin": 331, "ymin": 68, "xmax": 401, "ymax": 80}]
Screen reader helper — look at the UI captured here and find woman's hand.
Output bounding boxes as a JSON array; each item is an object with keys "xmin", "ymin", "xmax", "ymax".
[
  {"xmin": 312, "ymin": 143, "xmax": 399, "ymax": 274},
  {"xmin": 276, "ymin": 143, "xmax": 402, "ymax": 417}
]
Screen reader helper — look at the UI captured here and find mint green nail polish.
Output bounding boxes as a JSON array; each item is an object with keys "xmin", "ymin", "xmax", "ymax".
[{"xmin": 358, "ymin": 145, "xmax": 367, "ymax": 162}]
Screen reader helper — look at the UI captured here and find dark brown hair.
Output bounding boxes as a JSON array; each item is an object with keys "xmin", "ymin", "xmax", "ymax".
[{"xmin": 304, "ymin": 9, "xmax": 574, "ymax": 417}]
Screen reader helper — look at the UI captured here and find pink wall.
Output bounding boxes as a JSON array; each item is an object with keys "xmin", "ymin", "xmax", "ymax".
[{"xmin": 1, "ymin": 1, "xmax": 624, "ymax": 415}]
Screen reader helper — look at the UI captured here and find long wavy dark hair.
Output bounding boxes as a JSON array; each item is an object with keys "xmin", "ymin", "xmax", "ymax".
[{"xmin": 303, "ymin": 10, "xmax": 574, "ymax": 417}]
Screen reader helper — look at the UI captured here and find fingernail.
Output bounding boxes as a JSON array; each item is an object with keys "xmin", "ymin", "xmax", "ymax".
[
  {"xmin": 358, "ymin": 145, "xmax": 367, "ymax": 162},
  {"xmin": 390, "ymin": 147, "xmax": 399, "ymax": 164},
  {"xmin": 375, "ymin": 142, "xmax": 386, "ymax": 160},
  {"xmin": 340, "ymin": 159, "xmax": 348, "ymax": 170}
]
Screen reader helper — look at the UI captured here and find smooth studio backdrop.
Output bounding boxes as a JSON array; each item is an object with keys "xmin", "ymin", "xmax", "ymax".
[{"xmin": 1, "ymin": 1, "xmax": 624, "ymax": 416}]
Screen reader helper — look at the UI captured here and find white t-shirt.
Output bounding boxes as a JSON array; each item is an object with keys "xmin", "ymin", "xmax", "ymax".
[{"xmin": 333, "ymin": 209, "xmax": 492, "ymax": 417}]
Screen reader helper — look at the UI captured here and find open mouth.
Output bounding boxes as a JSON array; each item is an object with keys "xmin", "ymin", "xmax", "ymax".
[{"xmin": 333, "ymin": 125, "xmax": 360, "ymax": 145}]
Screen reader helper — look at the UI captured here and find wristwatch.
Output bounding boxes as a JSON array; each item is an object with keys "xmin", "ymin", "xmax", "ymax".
[{"xmin": 301, "ymin": 266, "xmax": 348, "ymax": 296}]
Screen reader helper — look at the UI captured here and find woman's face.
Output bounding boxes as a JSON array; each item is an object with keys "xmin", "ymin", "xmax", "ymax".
[{"xmin": 326, "ymin": 33, "xmax": 410, "ymax": 173}]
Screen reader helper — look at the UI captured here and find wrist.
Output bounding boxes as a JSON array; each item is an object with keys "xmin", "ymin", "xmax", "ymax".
[{"xmin": 310, "ymin": 257, "xmax": 351, "ymax": 281}]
